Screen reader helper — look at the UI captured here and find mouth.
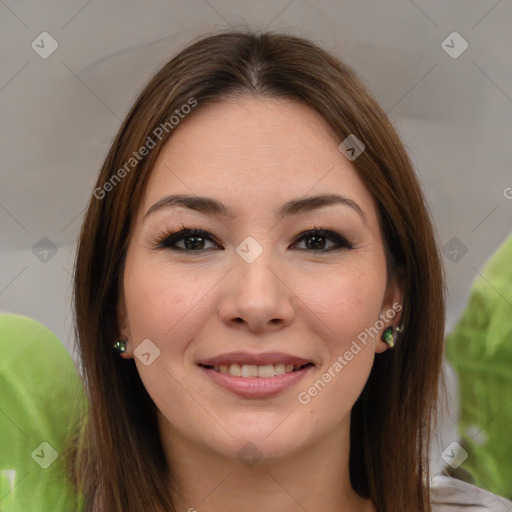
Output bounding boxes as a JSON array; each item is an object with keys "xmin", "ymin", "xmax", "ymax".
[
  {"xmin": 198, "ymin": 362, "xmax": 314, "ymax": 378},
  {"xmin": 197, "ymin": 352, "xmax": 315, "ymax": 398}
]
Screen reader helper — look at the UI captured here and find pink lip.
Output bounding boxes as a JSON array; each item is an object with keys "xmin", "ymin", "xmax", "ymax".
[
  {"xmin": 199, "ymin": 365, "xmax": 313, "ymax": 399},
  {"xmin": 197, "ymin": 351, "xmax": 312, "ymax": 367}
]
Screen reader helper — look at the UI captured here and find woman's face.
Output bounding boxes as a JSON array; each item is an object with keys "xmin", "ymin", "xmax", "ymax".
[{"xmin": 119, "ymin": 95, "xmax": 402, "ymax": 463}]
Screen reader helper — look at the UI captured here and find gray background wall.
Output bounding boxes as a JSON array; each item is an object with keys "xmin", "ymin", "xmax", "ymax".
[{"xmin": 1, "ymin": 0, "xmax": 511, "ymax": 477}]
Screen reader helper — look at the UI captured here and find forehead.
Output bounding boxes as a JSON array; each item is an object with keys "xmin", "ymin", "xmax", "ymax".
[
  {"xmin": 154, "ymin": 95, "xmax": 340, "ymax": 173},
  {"xmin": 140, "ymin": 95, "xmax": 378, "ymax": 224}
]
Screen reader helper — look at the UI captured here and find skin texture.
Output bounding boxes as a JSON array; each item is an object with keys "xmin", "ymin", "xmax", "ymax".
[{"xmin": 118, "ymin": 95, "xmax": 402, "ymax": 512}]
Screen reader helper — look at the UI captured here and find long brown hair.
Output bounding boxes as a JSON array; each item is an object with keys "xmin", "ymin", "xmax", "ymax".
[{"xmin": 68, "ymin": 30, "xmax": 446, "ymax": 511}]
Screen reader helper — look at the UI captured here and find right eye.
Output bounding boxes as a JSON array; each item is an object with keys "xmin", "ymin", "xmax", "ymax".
[{"xmin": 154, "ymin": 227, "xmax": 221, "ymax": 252}]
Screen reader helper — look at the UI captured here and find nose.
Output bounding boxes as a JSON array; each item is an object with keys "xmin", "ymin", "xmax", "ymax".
[{"xmin": 218, "ymin": 254, "xmax": 295, "ymax": 334}]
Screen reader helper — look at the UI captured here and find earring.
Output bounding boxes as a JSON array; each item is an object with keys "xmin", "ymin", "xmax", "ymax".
[
  {"xmin": 113, "ymin": 339, "xmax": 127, "ymax": 354},
  {"xmin": 381, "ymin": 326, "xmax": 396, "ymax": 348}
]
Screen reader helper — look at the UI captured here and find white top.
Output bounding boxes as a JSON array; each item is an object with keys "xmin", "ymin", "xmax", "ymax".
[{"xmin": 431, "ymin": 475, "xmax": 512, "ymax": 511}]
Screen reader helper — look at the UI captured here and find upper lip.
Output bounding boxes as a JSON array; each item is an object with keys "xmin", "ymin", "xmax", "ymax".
[{"xmin": 197, "ymin": 351, "xmax": 313, "ymax": 367}]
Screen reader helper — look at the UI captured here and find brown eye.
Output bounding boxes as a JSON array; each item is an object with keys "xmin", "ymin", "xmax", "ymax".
[
  {"xmin": 292, "ymin": 229, "xmax": 353, "ymax": 252},
  {"xmin": 156, "ymin": 228, "xmax": 220, "ymax": 251}
]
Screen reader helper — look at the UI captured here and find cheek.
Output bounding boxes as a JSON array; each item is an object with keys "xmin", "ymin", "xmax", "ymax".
[
  {"xmin": 298, "ymin": 271, "xmax": 381, "ymax": 417},
  {"xmin": 123, "ymin": 255, "xmax": 206, "ymax": 345},
  {"xmin": 301, "ymin": 266, "xmax": 385, "ymax": 352},
  {"xmin": 122, "ymin": 258, "xmax": 210, "ymax": 424}
]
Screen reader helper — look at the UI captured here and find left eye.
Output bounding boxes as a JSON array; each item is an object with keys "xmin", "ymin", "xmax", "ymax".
[
  {"xmin": 154, "ymin": 228, "xmax": 353, "ymax": 252},
  {"xmin": 293, "ymin": 229, "xmax": 352, "ymax": 251}
]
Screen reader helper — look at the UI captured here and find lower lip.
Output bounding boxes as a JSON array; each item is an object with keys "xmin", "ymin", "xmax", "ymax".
[{"xmin": 199, "ymin": 365, "xmax": 312, "ymax": 398}]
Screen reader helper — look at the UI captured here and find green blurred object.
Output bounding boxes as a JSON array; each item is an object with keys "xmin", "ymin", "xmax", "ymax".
[
  {"xmin": 0, "ymin": 313, "xmax": 85, "ymax": 511},
  {"xmin": 445, "ymin": 234, "xmax": 512, "ymax": 499}
]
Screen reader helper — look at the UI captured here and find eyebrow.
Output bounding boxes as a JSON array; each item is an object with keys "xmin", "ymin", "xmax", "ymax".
[{"xmin": 144, "ymin": 193, "xmax": 368, "ymax": 225}]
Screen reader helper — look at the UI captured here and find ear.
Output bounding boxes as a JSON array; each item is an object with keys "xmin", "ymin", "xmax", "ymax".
[
  {"xmin": 375, "ymin": 270, "xmax": 404, "ymax": 354},
  {"xmin": 117, "ymin": 288, "xmax": 133, "ymax": 359}
]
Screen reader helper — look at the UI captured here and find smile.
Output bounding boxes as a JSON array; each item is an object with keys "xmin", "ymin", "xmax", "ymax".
[
  {"xmin": 197, "ymin": 351, "xmax": 316, "ymax": 398},
  {"xmin": 198, "ymin": 363, "xmax": 314, "ymax": 399},
  {"xmin": 200, "ymin": 362, "xmax": 313, "ymax": 377}
]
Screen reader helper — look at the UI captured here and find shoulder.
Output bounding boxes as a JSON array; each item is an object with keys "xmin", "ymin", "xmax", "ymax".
[{"xmin": 430, "ymin": 475, "xmax": 512, "ymax": 511}]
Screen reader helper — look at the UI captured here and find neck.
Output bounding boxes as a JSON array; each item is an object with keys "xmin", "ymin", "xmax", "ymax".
[{"xmin": 160, "ymin": 416, "xmax": 375, "ymax": 512}]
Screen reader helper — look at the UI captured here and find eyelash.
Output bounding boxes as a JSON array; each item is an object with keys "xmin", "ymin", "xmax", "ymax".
[{"xmin": 152, "ymin": 224, "xmax": 354, "ymax": 253}]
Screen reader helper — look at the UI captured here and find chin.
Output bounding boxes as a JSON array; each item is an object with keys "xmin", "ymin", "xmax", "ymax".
[{"xmin": 200, "ymin": 416, "xmax": 324, "ymax": 466}]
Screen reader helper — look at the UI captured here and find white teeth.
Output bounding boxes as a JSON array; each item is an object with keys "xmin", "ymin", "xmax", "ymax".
[
  {"xmin": 274, "ymin": 363, "xmax": 285, "ymax": 376},
  {"xmin": 257, "ymin": 365, "xmax": 274, "ymax": 377},
  {"xmin": 228, "ymin": 363, "xmax": 242, "ymax": 376},
  {"xmin": 241, "ymin": 365, "xmax": 258, "ymax": 377},
  {"xmin": 209, "ymin": 362, "xmax": 306, "ymax": 377}
]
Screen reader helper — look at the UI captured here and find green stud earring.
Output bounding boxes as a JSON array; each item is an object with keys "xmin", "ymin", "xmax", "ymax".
[
  {"xmin": 113, "ymin": 339, "xmax": 127, "ymax": 354},
  {"xmin": 381, "ymin": 326, "xmax": 395, "ymax": 348}
]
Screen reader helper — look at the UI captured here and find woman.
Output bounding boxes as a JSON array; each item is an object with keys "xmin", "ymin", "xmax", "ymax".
[{"xmin": 67, "ymin": 30, "xmax": 512, "ymax": 511}]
